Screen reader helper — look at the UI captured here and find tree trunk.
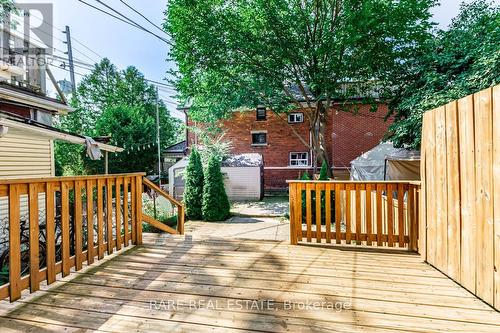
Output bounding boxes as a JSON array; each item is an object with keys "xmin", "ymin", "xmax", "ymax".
[{"xmin": 310, "ymin": 101, "xmax": 332, "ymax": 177}]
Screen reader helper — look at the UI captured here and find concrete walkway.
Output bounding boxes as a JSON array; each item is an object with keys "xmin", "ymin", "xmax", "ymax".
[
  {"xmin": 230, "ymin": 196, "xmax": 289, "ymax": 217},
  {"xmin": 185, "ymin": 216, "xmax": 290, "ymax": 241}
]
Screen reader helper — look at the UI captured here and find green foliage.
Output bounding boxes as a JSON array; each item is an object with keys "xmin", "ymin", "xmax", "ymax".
[
  {"xmin": 166, "ymin": 0, "xmax": 436, "ymax": 163},
  {"xmin": 55, "ymin": 59, "xmax": 181, "ymax": 175},
  {"xmin": 300, "ymin": 172, "xmax": 311, "ymax": 181},
  {"xmin": 184, "ymin": 148, "xmax": 204, "ymax": 220},
  {"xmin": 189, "ymin": 126, "xmax": 233, "ymax": 164},
  {"xmin": 202, "ymin": 155, "xmax": 230, "ymax": 221},
  {"xmin": 319, "ymin": 161, "xmax": 329, "ymax": 180},
  {"xmin": 388, "ymin": 0, "xmax": 500, "ymax": 148}
]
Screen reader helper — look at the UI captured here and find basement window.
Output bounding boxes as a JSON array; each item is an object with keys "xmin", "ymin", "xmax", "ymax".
[
  {"xmin": 251, "ymin": 131, "xmax": 267, "ymax": 146},
  {"xmin": 289, "ymin": 152, "xmax": 309, "ymax": 167},
  {"xmin": 288, "ymin": 112, "xmax": 304, "ymax": 123},
  {"xmin": 256, "ymin": 107, "xmax": 267, "ymax": 121}
]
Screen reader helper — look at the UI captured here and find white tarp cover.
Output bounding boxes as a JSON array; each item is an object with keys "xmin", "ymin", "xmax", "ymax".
[{"xmin": 350, "ymin": 142, "xmax": 420, "ymax": 181}]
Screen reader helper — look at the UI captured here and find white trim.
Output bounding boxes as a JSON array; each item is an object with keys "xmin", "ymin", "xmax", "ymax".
[
  {"xmin": 250, "ymin": 130, "xmax": 267, "ymax": 134},
  {"xmin": 0, "ymin": 117, "xmax": 123, "ymax": 153},
  {"xmin": 288, "ymin": 112, "xmax": 304, "ymax": 123},
  {"xmin": 264, "ymin": 166, "xmax": 312, "ymax": 170},
  {"xmin": 289, "ymin": 151, "xmax": 309, "ymax": 167}
]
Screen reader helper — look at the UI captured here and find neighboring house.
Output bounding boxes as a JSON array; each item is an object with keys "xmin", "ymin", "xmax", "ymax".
[
  {"xmin": 183, "ymin": 102, "xmax": 392, "ymax": 191},
  {"xmin": 162, "ymin": 140, "xmax": 187, "ymax": 172},
  {"xmin": 0, "ymin": 19, "xmax": 122, "ymax": 248}
]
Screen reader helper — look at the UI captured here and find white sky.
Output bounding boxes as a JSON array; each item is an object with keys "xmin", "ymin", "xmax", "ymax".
[{"xmin": 13, "ymin": 0, "xmax": 500, "ymax": 119}]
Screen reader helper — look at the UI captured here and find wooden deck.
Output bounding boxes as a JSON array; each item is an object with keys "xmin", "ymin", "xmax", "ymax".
[{"xmin": 1, "ymin": 233, "xmax": 500, "ymax": 332}]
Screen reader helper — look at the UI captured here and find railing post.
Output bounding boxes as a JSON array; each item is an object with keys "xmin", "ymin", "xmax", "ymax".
[
  {"xmin": 289, "ymin": 183, "xmax": 298, "ymax": 245},
  {"xmin": 177, "ymin": 205, "xmax": 185, "ymax": 235},
  {"xmin": 136, "ymin": 176, "xmax": 143, "ymax": 245}
]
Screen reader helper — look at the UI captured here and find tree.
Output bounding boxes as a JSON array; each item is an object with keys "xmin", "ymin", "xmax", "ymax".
[
  {"xmin": 202, "ymin": 155, "xmax": 230, "ymax": 221},
  {"xmin": 55, "ymin": 59, "xmax": 182, "ymax": 175},
  {"xmin": 319, "ymin": 160, "xmax": 329, "ymax": 180},
  {"xmin": 387, "ymin": 0, "xmax": 500, "ymax": 148},
  {"xmin": 165, "ymin": 0, "xmax": 435, "ymax": 172},
  {"xmin": 184, "ymin": 148, "xmax": 204, "ymax": 220}
]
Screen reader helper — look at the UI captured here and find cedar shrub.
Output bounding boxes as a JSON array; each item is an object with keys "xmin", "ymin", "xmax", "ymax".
[{"xmin": 202, "ymin": 155, "xmax": 230, "ymax": 221}]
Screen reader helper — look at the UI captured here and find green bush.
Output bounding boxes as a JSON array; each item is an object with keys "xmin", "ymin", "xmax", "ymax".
[
  {"xmin": 319, "ymin": 160, "xmax": 329, "ymax": 180},
  {"xmin": 143, "ymin": 215, "xmax": 178, "ymax": 233},
  {"xmin": 202, "ymin": 155, "xmax": 230, "ymax": 221},
  {"xmin": 184, "ymin": 148, "xmax": 204, "ymax": 220}
]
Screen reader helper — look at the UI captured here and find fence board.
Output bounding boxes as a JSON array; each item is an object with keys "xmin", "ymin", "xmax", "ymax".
[
  {"xmin": 305, "ymin": 183, "xmax": 313, "ymax": 242},
  {"xmin": 115, "ymin": 177, "xmax": 123, "ymax": 251},
  {"xmin": 28, "ymin": 183, "xmax": 40, "ymax": 292},
  {"xmin": 9, "ymin": 184, "xmax": 21, "ymax": 301},
  {"xmin": 445, "ymin": 101, "xmax": 461, "ymax": 280},
  {"xmin": 325, "ymin": 184, "xmax": 332, "ymax": 243},
  {"xmin": 421, "ymin": 85, "xmax": 500, "ymax": 311},
  {"xmin": 123, "ymin": 177, "xmax": 130, "ymax": 246},
  {"xmin": 493, "ymin": 85, "xmax": 500, "ymax": 309},
  {"xmin": 295, "ymin": 183, "xmax": 303, "ymax": 242},
  {"xmin": 74, "ymin": 180, "xmax": 83, "ymax": 271},
  {"xmin": 61, "ymin": 182, "xmax": 71, "ymax": 277},
  {"xmin": 335, "ymin": 184, "xmax": 342, "ymax": 244},
  {"xmin": 106, "ymin": 178, "xmax": 114, "ymax": 255},
  {"xmin": 86, "ymin": 179, "xmax": 94, "ymax": 265},
  {"xmin": 97, "ymin": 179, "xmax": 104, "ymax": 259},
  {"xmin": 315, "ymin": 183, "xmax": 322, "ymax": 242},
  {"xmin": 474, "ymin": 87, "xmax": 494, "ymax": 304},
  {"xmin": 46, "ymin": 182, "xmax": 56, "ymax": 284},
  {"xmin": 366, "ymin": 184, "xmax": 372, "ymax": 246}
]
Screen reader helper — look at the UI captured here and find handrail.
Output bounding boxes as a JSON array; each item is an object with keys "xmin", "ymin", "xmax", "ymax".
[
  {"xmin": 0, "ymin": 173, "xmax": 144, "ymax": 302},
  {"xmin": 142, "ymin": 177, "xmax": 185, "ymax": 235}
]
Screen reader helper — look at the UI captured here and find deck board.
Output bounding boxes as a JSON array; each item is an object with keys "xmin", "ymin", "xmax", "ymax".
[{"xmin": 1, "ymin": 233, "xmax": 500, "ymax": 332}]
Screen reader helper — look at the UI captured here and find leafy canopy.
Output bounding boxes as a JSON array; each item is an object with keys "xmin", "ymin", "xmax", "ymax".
[
  {"xmin": 387, "ymin": 0, "xmax": 500, "ymax": 148},
  {"xmin": 55, "ymin": 59, "xmax": 181, "ymax": 175},
  {"xmin": 165, "ymin": 0, "xmax": 436, "ymax": 120}
]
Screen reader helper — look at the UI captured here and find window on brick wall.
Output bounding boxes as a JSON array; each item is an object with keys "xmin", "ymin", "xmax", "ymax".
[
  {"xmin": 251, "ymin": 131, "xmax": 267, "ymax": 145},
  {"xmin": 256, "ymin": 107, "xmax": 266, "ymax": 121},
  {"xmin": 288, "ymin": 112, "xmax": 304, "ymax": 123},
  {"xmin": 289, "ymin": 152, "xmax": 309, "ymax": 167}
]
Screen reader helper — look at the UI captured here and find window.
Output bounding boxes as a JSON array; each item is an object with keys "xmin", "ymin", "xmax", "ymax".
[
  {"xmin": 256, "ymin": 107, "xmax": 266, "ymax": 121},
  {"xmin": 251, "ymin": 131, "xmax": 267, "ymax": 145},
  {"xmin": 288, "ymin": 112, "xmax": 304, "ymax": 123},
  {"xmin": 289, "ymin": 152, "xmax": 309, "ymax": 167}
]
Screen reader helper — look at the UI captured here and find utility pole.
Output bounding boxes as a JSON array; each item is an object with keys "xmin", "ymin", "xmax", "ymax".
[
  {"xmin": 63, "ymin": 26, "xmax": 76, "ymax": 96},
  {"xmin": 156, "ymin": 86, "xmax": 162, "ymax": 187}
]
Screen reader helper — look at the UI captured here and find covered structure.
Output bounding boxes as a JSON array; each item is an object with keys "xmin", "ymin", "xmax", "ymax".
[
  {"xmin": 169, "ymin": 153, "xmax": 263, "ymax": 201},
  {"xmin": 350, "ymin": 142, "xmax": 420, "ymax": 181}
]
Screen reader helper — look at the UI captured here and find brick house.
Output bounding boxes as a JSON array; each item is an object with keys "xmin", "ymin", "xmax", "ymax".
[{"xmin": 184, "ymin": 102, "xmax": 392, "ymax": 191}]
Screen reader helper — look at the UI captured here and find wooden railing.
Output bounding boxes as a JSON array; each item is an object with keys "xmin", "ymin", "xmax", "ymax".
[
  {"xmin": 142, "ymin": 177, "xmax": 184, "ymax": 235},
  {"xmin": 0, "ymin": 173, "xmax": 146, "ymax": 302},
  {"xmin": 288, "ymin": 180, "xmax": 420, "ymax": 250},
  {"xmin": 0, "ymin": 173, "xmax": 186, "ymax": 303}
]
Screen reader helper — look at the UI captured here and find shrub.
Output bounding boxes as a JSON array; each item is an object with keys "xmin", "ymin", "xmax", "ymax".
[
  {"xmin": 184, "ymin": 148, "xmax": 204, "ymax": 220},
  {"xmin": 319, "ymin": 160, "xmax": 329, "ymax": 180},
  {"xmin": 202, "ymin": 155, "xmax": 230, "ymax": 221}
]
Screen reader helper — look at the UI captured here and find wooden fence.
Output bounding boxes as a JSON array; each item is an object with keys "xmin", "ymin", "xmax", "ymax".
[
  {"xmin": 0, "ymin": 173, "xmax": 184, "ymax": 303},
  {"xmin": 421, "ymin": 85, "xmax": 500, "ymax": 311},
  {"xmin": 288, "ymin": 180, "xmax": 420, "ymax": 250}
]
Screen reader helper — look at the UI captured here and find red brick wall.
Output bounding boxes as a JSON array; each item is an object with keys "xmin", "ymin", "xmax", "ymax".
[{"xmin": 187, "ymin": 103, "xmax": 391, "ymax": 190}]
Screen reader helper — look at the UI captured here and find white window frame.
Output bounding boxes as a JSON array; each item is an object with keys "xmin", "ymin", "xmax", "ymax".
[
  {"xmin": 288, "ymin": 112, "xmax": 304, "ymax": 123},
  {"xmin": 289, "ymin": 152, "xmax": 309, "ymax": 167},
  {"xmin": 251, "ymin": 130, "xmax": 268, "ymax": 146}
]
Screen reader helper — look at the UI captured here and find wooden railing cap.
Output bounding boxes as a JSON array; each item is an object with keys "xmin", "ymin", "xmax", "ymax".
[
  {"xmin": 287, "ymin": 180, "xmax": 421, "ymax": 185},
  {"xmin": 0, "ymin": 172, "xmax": 146, "ymax": 185}
]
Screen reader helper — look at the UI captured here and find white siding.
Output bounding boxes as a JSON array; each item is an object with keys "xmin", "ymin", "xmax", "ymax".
[
  {"xmin": 222, "ymin": 167, "xmax": 261, "ymax": 200},
  {"xmin": 0, "ymin": 128, "xmax": 53, "ymax": 224},
  {"xmin": 0, "ymin": 127, "xmax": 54, "ymax": 178}
]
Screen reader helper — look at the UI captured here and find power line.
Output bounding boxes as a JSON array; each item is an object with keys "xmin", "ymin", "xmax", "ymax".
[
  {"xmin": 118, "ymin": 0, "xmax": 165, "ymax": 34},
  {"xmin": 76, "ymin": 0, "xmax": 173, "ymax": 46}
]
